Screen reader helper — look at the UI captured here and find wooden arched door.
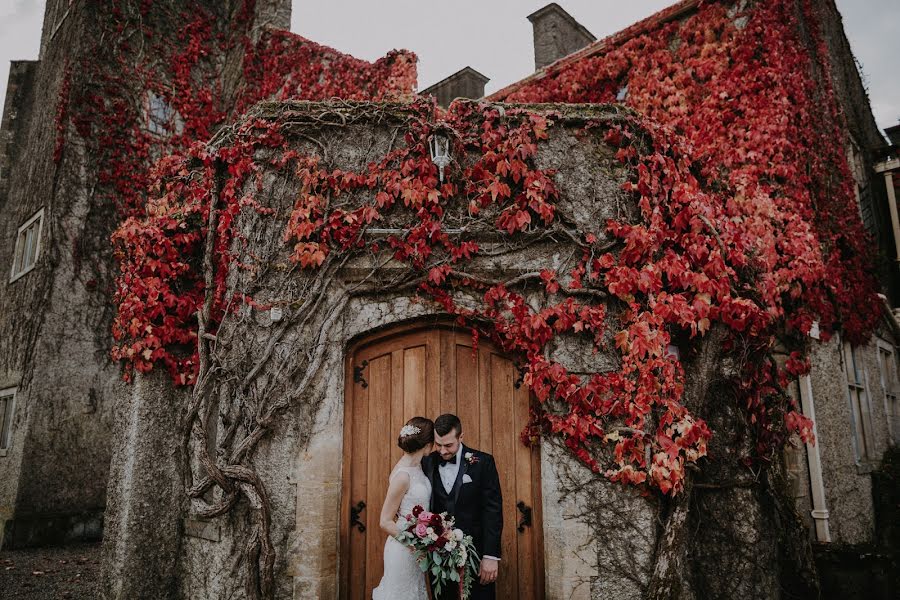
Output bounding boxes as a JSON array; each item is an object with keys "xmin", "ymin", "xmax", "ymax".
[{"xmin": 340, "ymin": 325, "xmax": 545, "ymax": 600}]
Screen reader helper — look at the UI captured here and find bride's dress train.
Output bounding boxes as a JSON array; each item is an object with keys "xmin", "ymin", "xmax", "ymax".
[{"xmin": 372, "ymin": 465, "xmax": 432, "ymax": 600}]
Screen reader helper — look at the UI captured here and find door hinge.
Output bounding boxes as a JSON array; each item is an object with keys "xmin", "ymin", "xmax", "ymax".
[{"xmin": 353, "ymin": 360, "xmax": 369, "ymax": 388}]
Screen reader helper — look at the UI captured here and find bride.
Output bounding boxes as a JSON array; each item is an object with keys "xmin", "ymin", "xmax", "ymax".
[{"xmin": 372, "ymin": 417, "xmax": 434, "ymax": 600}]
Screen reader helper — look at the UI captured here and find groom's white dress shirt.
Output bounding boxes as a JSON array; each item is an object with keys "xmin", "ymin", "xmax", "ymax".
[
  {"xmin": 437, "ymin": 444, "xmax": 464, "ymax": 494},
  {"xmin": 437, "ymin": 444, "xmax": 499, "ymax": 562}
]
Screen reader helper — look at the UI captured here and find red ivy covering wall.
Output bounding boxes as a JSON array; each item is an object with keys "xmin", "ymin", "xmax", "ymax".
[
  {"xmin": 59, "ymin": 0, "xmax": 415, "ymax": 217},
  {"xmin": 109, "ymin": 0, "xmax": 883, "ymax": 494},
  {"xmin": 52, "ymin": 0, "xmax": 414, "ymax": 377},
  {"xmin": 237, "ymin": 29, "xmax": 417, "ymax": 115},
  {"xmin": 493, "ymin": 0, "xmax": 879, "ymax": 343},
  {"xmin": 490, "ymin": 0, "xmax": 883, "ymax": 452}
]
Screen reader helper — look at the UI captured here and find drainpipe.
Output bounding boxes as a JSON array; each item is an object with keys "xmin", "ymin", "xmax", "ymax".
[{"xmin": 798, "ymin": 374, "xmax": 831, "ymax": 542}]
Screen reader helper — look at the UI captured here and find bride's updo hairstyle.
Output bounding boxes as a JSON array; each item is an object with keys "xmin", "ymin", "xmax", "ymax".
[{"xmin": 397, "ymin": 416, "xmax": 434, "ymax": 453}]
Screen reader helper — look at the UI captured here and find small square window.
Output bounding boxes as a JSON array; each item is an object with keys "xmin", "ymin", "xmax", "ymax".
[
  {"xmin": 145, "ymin": 91, "xmax": 184, "ymax": 138},
  {"xmin": 0, "ymin": 387, "xmax": 16, "ymax": 456},
  {"xmin": 10, "ymin": 208, "xmax": 44, "ymax": 282}
]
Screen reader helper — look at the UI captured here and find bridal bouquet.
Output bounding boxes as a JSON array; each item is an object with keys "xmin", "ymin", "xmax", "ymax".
[{"xmin": 395, "ymin": 505, "xmax": 480, "ymax": 599}]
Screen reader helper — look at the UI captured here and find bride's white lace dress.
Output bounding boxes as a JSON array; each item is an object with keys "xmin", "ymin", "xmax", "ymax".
[{"xmin": 372, "ymin": 465, "xmax": 432, "ymax": 600}]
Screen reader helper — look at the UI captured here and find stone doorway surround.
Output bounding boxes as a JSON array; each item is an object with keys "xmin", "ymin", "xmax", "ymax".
[{"xmin": 339, "ymin": 321, "xmax": 546, "ymax": 599}]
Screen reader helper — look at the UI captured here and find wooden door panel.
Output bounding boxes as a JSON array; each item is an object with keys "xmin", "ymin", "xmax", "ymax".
[
  {"xmin": 365, "ymin": 354, "xmax": 392, "ymax": 594},
  {"xmin": 439, "ymin": 330, "xmax": 457, "ymax": 416},
  {"xmin": 515, "ymin": 380, "xmax": 538, "ymax": 599},
  {"xmin": 490, "ymin": 353, "xmax": 518, "ymax": 599},
  {"xmin": 345, "ymin": 356, "xmax": 369, "ymax": 600},
  {"xmin": 456, "ymin": 341, "xmax": 480, "ymax": 450},
  {"xmin": 342, "ymin": 326, "xmax": 544, "ymax": 600},
  {"xmin": 478, "ymin": 347, "xmax": 494, "ymax": 455}
]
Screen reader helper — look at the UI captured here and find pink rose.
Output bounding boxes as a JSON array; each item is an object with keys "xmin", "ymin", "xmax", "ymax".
[
  {"xmin": 414, "ymin": 523, "xmax": 428, "ymax": 538},
  {"xmin": 417, "ymin": 511, "xmax": 434, "ymax": 523}
]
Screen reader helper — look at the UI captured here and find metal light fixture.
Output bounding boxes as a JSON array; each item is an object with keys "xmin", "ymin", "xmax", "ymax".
[{"xmin": 429, "ymin": 132, "xmax": 451, "ymax": 183}]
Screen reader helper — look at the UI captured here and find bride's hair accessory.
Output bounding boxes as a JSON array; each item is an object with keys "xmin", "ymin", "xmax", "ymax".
[
  {"xmin": 400, "ymin": 424, "xmax": 422, "ymax": 437},
  {"xmin": 397, "ymin": 417, "xmax": 433, "ymax": 453}
]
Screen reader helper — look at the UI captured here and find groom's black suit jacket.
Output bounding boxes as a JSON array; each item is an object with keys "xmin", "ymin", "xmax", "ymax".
[{"xmin": 422, "ymin": 445, "xmax": 503, "ymax": 561}]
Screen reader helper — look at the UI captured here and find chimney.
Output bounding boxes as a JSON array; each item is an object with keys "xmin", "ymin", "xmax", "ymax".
[
  {"xmin": 528, "ymin": 3, "xmax": 596, "ymax": 70},
  {"xmin": 886, "ymin": 124, "xmax": 900, "ymax": 147},
  {"xmin": 420, "ymin": 67, "xmax": 489, "ymax": 109}
]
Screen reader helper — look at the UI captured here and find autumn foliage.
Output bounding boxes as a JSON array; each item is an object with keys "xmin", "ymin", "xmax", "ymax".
[
  {"xmin": 492, "ymin": 0, "xmax": 882, "ymax": 459},
  {"xmin": 107, "ymin": 0, "xmax": 883, "ymax": 495},
  {"xmin": 50, "ymin": 1, "xmax": 413, "ymax": 379}
]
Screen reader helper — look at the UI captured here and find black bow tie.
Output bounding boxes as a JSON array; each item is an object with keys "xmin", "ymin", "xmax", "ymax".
[{"xmin": 440, "ymin": 455, "xmax": 458, "ymax": 465}]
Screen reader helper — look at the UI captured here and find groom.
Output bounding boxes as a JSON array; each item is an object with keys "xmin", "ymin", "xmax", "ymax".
[{"xmin": 422, "ymin": 414, "xmax": 503, "ymax": 600}]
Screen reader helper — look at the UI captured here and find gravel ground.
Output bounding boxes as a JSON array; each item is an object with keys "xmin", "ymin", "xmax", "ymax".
[{"xmin": 0, "ymin": 542, "xmax": 101, "ymax": 599}]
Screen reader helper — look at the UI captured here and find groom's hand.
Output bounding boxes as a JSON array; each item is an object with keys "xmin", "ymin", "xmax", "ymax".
[{"xmin": 479, "ymin": 558, "xmax": 498, "ymax": 585}]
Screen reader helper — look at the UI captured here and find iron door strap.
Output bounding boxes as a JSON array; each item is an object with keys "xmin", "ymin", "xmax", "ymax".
[
  {"xmin": 353, "ymin": 360, "xmax": 369, "ymax": 388},
  {"xmin": 516, "ymin": 500, "xmax": 533, "ymax": 532},
  {"xmin": 350, "ymin": 500, "xmax": 366, "ymax": 533}
]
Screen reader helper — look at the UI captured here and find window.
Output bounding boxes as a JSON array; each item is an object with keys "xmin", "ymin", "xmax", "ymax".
[
  {"xmin": 0, "ymin": 387, "xmax": 16, "ymax": 456},
  {"xmin": 847, "ymin": 138, "xmax": 877, "ymax": 236},
  {"xmin": 877, "ymin": 339, "xmax": 900, "ymax": 445},
  {"xmin": 145, "ymin": 91, "xmax": 183, "ymax": 138},
  {"xmin": 10, "ymin": 208, "xmax": 44, "ymax": 282},
  {"xmin": 842, "ymin": 341, "xmax": 876, "ymax": 464}
]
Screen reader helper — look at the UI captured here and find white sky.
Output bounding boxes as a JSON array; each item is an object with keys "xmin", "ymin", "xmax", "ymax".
[{"xmin": 1, "ymin": 0, "xmax": 898, "ymax": 132}]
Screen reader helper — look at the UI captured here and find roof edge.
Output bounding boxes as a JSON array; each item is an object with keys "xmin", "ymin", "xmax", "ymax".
[{"xmin": 491, "ymin": 0, "xmax": 702, "ymax": 100}]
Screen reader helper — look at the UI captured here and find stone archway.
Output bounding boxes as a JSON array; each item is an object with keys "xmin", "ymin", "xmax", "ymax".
[{"xmin": 339, "ymin": 322, "xmax": 546, "ymax": 600}]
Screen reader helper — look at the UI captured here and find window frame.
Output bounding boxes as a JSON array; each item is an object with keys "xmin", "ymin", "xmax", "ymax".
[
  {"xmin": 0, "ymin": 386, "xmax": 17, "ymax": 457},
  {"xmin": 841, "ymin": 340, "xmax": 877, "ymax": 469},
  {"xmin": 143, "ymin": 90, "xmax": 183, "ymax": 139},
  {"xmin": 10, "ymin": 208, "xmax": 45, "ymax": 283},
  {"xmin": 876, "ymin": 338, "xmax": 899, "ymax": 446}
]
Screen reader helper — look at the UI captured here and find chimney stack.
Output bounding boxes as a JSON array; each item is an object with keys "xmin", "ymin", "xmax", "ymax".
[
  {"xmin": 528, "ymin": 3, "xmax": 596, "ymax": 70},
  {"xmin": 420, "ymin": 67, "xmax": 489, "ymax": 109}
]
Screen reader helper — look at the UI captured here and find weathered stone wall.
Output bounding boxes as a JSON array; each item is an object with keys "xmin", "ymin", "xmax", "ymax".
[
  {"xmin": 420, "ymin": 68, "xmax": 489, "ymax": 109},
  {"xmin": 101, "ymin": 369, "xmax": 188, "ymax": 600},
  {"xmin": 0, "ymin": 2, "xmax": 117, "ymax": 549},
  {"xmin": 0, "ymin": 0, "xmax": 296, "ymax": 550},
  {"xmin": 101, "ymin": 101, "xmax": 665, "ymax": 600},
  {"xmin": 795, "ymin": 326, "xmax": 898, "ymax": 545},
  {"xmin": 0, "ymin": 60, "xmax": 37, "ymax": 210}
]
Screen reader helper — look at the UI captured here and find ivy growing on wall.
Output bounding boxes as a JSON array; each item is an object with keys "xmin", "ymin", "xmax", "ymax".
[
  {"xmin": 98, "ymin": 0, "xmax": 884, "ymax": 594},
  {"xmin": 111, "ymin": 0, "xmax": 879, "ymax": 492}
]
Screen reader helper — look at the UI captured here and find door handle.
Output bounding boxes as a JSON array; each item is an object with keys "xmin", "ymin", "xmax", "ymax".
[
  {"xmin": 516, "ymin": 500, "xmax": 532, "ymax": 532},
  {"xmin": 350, "ymin": 501, "xmax": 366, "ymax": 533}
]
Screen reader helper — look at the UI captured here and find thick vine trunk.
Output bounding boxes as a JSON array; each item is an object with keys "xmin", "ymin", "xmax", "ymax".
[
  {"xmin": 646, "ymin": 325, "xmax": 819, "ymax": 600},
  {"xmin": 646, "ymin": 326, "xmax": 726, "ymax": 600}
]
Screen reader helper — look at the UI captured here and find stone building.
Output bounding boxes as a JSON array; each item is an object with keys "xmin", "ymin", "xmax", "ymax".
[
  {"xmin": 101, "ymin": 4, "xmax": 900, "ymax": 600},
  {"xmin": 0, "ymin": 1, "xmax": 897, "ymax": 600},
  {"xmin": 0, "ymin": 0, "xmax": 413, "ymax": 551}
]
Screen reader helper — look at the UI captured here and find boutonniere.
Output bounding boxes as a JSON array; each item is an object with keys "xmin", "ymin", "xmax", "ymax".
[{"xmin": 465, "ymin": 452, "xmax": 479, "ymax": 465}]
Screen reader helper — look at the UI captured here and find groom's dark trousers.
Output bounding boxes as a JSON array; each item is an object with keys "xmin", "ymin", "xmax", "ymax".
[{"xmin": 424, "ymin": 445, "xmax": 503, "ymax": 600}]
